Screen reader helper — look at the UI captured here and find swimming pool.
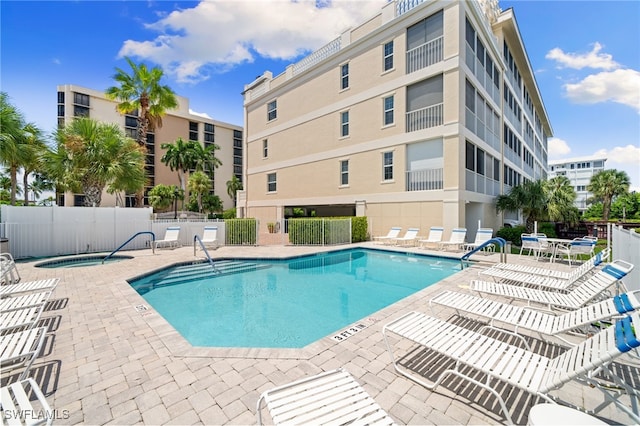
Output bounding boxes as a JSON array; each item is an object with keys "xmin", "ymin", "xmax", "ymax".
[{"xmin": 128, "ymin": 248, "xmax": 461, "ymax": 348}]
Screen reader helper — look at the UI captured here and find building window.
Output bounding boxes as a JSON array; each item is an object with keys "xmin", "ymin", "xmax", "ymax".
[
  {"xmin": 263, "ymin": 139, "xmax": 268, "ymax": 158},
  {"xmin": 340, "ymin": 111, "xmax": 349, "ymax": 137},
  {"xmin": 383, "ymin": 151, "xmax": 393, "ymax": 181},
  {"xmin": 383, "ymin": 95, "xmax": 394, "ymax": 126},
  {"xmin": 383, "ymin": 41, "xmax": 394, "ymax": 71},
  {"xmin": 267, "ymin": 173, "xmax": 277, "ymax": 192},
  {"xmin": 73, "ymin": 92, "xmax": 90, "ymax": 106},
  {"xmin": 340, "ymin": 160, "xmax": 349, "ymax": 186},
  {"xmin": 340, "ymin": 63, "xmax": 349, "ymax": 90},
  {"xmin": 267, "ymin": 100, "xmax": 277, "ymax": 121}
]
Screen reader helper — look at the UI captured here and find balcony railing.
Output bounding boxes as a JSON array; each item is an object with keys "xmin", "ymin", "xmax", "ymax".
[
  {"xmin": 406, "ymin": 103, "xmax": 443, "ymax": 132},
  {"xmin": 406, "ymin": 37, "xmax": 443, "ymax": 73},
  {"xmin": 406, "ymin": 168, "xmax": 443, "ymax": 191}
]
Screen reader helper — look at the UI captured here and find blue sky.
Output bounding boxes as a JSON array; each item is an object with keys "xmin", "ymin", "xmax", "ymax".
[{"xmin": 2, "ymin": 0, "xmax": 639, "ymax": 191}]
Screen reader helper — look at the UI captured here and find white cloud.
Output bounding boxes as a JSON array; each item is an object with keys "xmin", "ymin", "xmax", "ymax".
[
  {"xmin": 593, "ymin": 145, "xmax": 640, "ymax": 192},
  {"xmin": 546, "ymin": 42, "xmax": 619, "ymax": 70},
  {"xmin": 547, "ymin": 137, "xmax": 571, "ymax": 158},
  {"xmin": 563, "ymin": 69, "xmax": 640, "ymax": 112},
  {"xmin": 119, "ymin": 0, "xmax": 387, "ymax": 83}
]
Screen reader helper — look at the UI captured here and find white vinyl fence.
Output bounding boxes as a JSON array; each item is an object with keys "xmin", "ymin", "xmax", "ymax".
[
  {"xmin": 0, "ymin": 206, "xmax": 224, "ymax": 259},
  {"xmin": 611, "ymin": 224, "xmax": 640, "ymax": 292}
]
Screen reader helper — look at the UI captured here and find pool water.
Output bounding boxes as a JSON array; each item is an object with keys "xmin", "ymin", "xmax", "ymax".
[{"xmin": 128, "ymin": 248, "xmax": 460, "ymax": 348}]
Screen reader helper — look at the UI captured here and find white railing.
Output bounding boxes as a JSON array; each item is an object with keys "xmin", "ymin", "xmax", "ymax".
[
  {"xmin": 406, "ymin": 168, "xmax": 443, "ymax": 191},
  {"xmin": 611, "ymin": 224, "xmax": 639, "ymax": 291},
  {"xmin": 292, "ymin": 37, "xmax": 342, "ymax": 76},
  {"xmin": 406, "ymin": 103, "xmax": 443, "ymax": 132},
  {"xmin": 406, "ymin": 37, "xmax": 443, "ymax": 73},
  {"xmin": 396, "ymin": 0, "xmax": 427, "ymax": 16},
  {"xmin": 286, "ymin": 218, "xmax": 352, "ymax": 246}
]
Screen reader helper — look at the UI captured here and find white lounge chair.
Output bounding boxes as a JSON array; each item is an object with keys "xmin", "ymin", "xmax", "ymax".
[
  {"xmin": 471, "ymin": 259, "xmax": 634, "ymax": 310},
  {"xmin": 0, "ymin": 326, "xmax": 47, "ymax": 380},
  {"xmin": 393, "ymin": 228, "xmax": 420, "ymax": 246},
  {"xmin": 479, "ymin": 248, "xmax": 610, "ymax": 290},
  {"xmin": 373, "ymin": 227, "xmax": 401, "ymax": 245},
  {"xmin": 0, "ymin": 378, "xmax": 54, "ymax": 426},
  {"xmin": 1, "ymin": 252, "xmax": 21, "ymax": 284},
  {"xmin": 0, "ymin": 291, "xmax": 52, "ymax": 312},
  {"xmin": 256, "ymin": 368, "xmax": 395, "ymax": 425},
  {"xmin": 382, "ymin": 311, "xmax": 640, "ymax": 425},
  {"xmin": 437, "ymin": 228, "xmax": 466, "ymax": 251},
  {"xmin": 1, "ymin": 303, "xmax": 46, "ymax": 333},
  {"xmin": 418, "ymin": 227, "xmax": 444, "ymax": 249},
  {"xmin": 429, "ymin": 289, "xmax": 640, "ymax": 345},
  {"xmin": 199, "ymin": 226, "xmax": 220, "ymax": 249},
  {"xmin": 0, "ymin": 278, "xmax": 59, "ymax": 297},
  {"xmin": 488, "ymin": 248, "xmax": 609, "ymax": 279},
  {"xmin": 462, "ymin": 228, "xmax": 494, "ymax": 252},
  {"xmin": 154, "ymin": 226, "xmax": 181, "ymax": 249}
]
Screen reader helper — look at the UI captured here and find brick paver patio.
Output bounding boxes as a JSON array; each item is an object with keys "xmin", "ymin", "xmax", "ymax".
[{"xmin": 2, "ymin": 243, "xmax": 637, "ymax": 425}]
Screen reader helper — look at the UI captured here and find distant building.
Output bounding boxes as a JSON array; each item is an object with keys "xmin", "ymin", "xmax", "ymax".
[
  {"xmin": 548, "ymin": 156, "xmax": 607, "ymax": 211},
  {"xmin": 56, "ymin": 84, "xmax": 243, "ymax": 209},
  {"xmin": 240, "ymin": 0, "xmax": 552, "ymax": 238}
]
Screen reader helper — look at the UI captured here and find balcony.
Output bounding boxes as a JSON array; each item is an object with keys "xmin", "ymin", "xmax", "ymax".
[
  {"xmin": 406, "ymin": 168, "xmax": 443, "ymax": 191},
  {"xmin": 406, "ymin": 103, "xmax": 443, "ymax": 132},
  {"xmin": 406, "ymin": 37, "xmax": 443, "ymax": 74}
]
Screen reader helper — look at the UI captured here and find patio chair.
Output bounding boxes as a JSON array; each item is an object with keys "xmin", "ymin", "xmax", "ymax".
[
  {"xmin": 487, "ymin": 248, "xmax": 608, "ymax": 279},
  {"xmin": 0, "ymin": 378, "xmax": 54, "ymax": 426},
  {"xmin": 417, "ymin": 227, "xmax": 444, "ymax": 249},
  {"xmin": 471, "ymin": 259, "xmax": 634, "ymax": 310},
  {"xmin": 0, "ymin": 278, "xmax": 59, "ymax": 298},
  {"xmin": 1, "ymin": 252, "xmax": 21, "ymax": 285},
  {"xmin": 0, "ymin": 291, "xmax": 52, "ymax": 312},
  {"xmin": 153, "ymin": 226, "xmax": 181, "ymax": 249},
  {"xmin": 429, "ymin": 289, "xmax": 640, "ymax": 345},
  {"xmin": 555, "ymin": 237, "xmax": 596, "ymax": 266},
  {"xmin": 373, "ymin": 227, "xmax": 401, "ymax": 245},
  {"xmin": 479, "ymin": 248, "xmax": 610, "ymax": 291},
  {"xmin": 437, "ymin": 228, "xmax": 466, "ymax": 251},
  {"xmin": 256, "ymin": 368, "xmax": 396, "ymax": 425},
  {"xmin": 382, "ymin": 310, "xmax": 640, "ymax": 425},
  {"xmin": 393, "ymin": 228, "xmax": 420, "ymax": 246},
  {"xmin": 1, "ymin": 303, "xmax": 46, "ymax": 333},
  {"xmin": 462, "ymin": 228, "xmax": 494, "ymax": 252},
  {"xmin": 0, "ymin": 326, "xmax": 47, "ymax": 380},
  {"xmin": 519, "ymin": 234, "xmax": 547, "ymax": 258},
  {"xmin": 199, "ymin": 226, "xmax": 219, "ymax": 249}
]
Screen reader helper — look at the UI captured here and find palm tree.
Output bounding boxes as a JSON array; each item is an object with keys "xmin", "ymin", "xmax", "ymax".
[
  {"xmin": 46, "ymin": 117, "xmax": 146, "ymax": 207},
  {"xmin": 188, "ymin": 171, "xmax": 211, "ymax": 213},
  {"xmin": 191, "ymin": 141, "xmax": 222, "ymax": 180},
  {"xmin": 105, "ymin": 57, "xmax": 178, "ymax": 205},
  {"xmin": 226, "ymin": 175, "xmax": 243, "ymax": 206},
  {"xmin": 19, "ymin": 123, "xmax": 49, "ymax": 205},
  {"xmin": 160, "ymin": 137, "xmax": 196, "ymax": 194},
  {"xmin": 0, "ymin": 92, "xmax": 31, "ymax": 205},
  {"xmin": 496, "ymin": 180, "xmax": 547, "ymax": 232},
  {"xmin": 588, "ymin": 169, "xmax": 630, "ymax": 221},
  {"xmin": 544, "ymin": 175, "xmax": 580, "ymax": 226}
]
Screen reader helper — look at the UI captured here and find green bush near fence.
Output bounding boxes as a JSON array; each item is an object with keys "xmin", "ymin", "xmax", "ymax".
[
  {"xmin": 288, "ymin": 217, "xmax": 367, "ymax": 245},
  {"xmin": 225, "ymin": 218, "xmax": 257, "ymax": 245}
]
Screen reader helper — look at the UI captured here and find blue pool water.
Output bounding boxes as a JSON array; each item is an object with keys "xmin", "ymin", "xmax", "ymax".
[{"xmin": 128, "ymin": 248, "xmax": 460, "ymax": 348}]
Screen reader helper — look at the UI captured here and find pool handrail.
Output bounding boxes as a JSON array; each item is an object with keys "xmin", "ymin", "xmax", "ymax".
[
  {"xmin": 102, "ymin": 231, "xmax": 156, "ymax": 264},
  {"xmin": 193, "ymin": 235, "xmax": 220, "ymax": 274},
  {"xmin": 461, "ymin": 237, "xmax": 507, "ymax": 268}
]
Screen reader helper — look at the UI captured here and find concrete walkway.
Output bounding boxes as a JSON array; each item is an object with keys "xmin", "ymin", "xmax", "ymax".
[{"xmin": 2, "ymin": 243, "xmax": 637, "ymax": 425}]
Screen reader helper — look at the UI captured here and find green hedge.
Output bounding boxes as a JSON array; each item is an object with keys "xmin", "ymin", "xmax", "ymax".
[
  {"xmin": 225, "ymin": 218, "xmax": 257, "ymax": 245},
  {"xmin": 351, "ymin": 217, "xmax": 368, "ymax": 243},
  {"xmin": 496, "ymin": 225, "xmax": 527, "ymax": 246}
]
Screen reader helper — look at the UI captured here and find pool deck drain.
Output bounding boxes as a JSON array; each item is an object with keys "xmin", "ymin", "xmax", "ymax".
[{"xmin": 6, "ymin": 243, "xmax": 636, "ymax": 425}]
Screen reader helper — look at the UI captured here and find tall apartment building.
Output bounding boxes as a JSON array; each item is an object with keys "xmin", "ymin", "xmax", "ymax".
[
  {"xmin": 240, "ymin": 0, "xmax": 551, "ymax": 239},
  {"xmin": 549, "ymin": 156, "xmax": 607, "ymax": 211},
  {"xmin": 56, "ymin": 84, "xmax": 243, "ymax": 209}
]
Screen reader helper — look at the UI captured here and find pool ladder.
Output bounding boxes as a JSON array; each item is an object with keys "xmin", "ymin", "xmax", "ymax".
[
  {"xmin": 193, "ymin": 235, "xmax": 220, "ymax": 274},
  {"xmin": 103, "ymin": 231, "xmax": 156, "ymax": 264}
]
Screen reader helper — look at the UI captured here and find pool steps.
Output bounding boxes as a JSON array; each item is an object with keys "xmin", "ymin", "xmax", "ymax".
[{"xmin": 133, "ymin": 260, "xmax": 271, "ymax": 294}]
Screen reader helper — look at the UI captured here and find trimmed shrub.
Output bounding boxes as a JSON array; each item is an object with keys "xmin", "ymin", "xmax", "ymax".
[
  {"xmin": 351, "ymin": 217, "xmax": 368, "ymax": 243},
  {"xmin": 496, "ymin": 225, "xmax": 527, "ymax": 246},
  {"xmin": 225, "ymin": 218, "xmax": 257, "ymax": 245}
]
